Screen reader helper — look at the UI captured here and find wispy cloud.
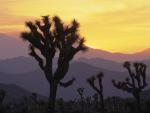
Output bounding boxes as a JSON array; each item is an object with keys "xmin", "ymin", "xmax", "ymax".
[{"xmin": 1, "ymin": 0, "xmax": 150, "ymax": 53}]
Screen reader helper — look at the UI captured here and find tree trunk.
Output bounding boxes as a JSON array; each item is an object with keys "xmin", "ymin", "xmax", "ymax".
[
  {"xmin": 81, "ymin": 96, "xmax": 84, "ymax": 113},
  {"xmin": 136, "ymin": 95, "xmax": 141, "ymax": 113},
  {"xmin": 99, "ymin": 93, "xmax": 105, "ymax": 113},
  {"xmin": 48, "ymin": 83, "xmax": 58, "ymax": 113},
  {"xmin": 134, "ymin": 92, "xmax": 141, "ymax": 113}
]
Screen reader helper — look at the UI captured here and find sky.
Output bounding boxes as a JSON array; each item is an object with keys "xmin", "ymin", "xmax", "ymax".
[{"xmin": 1, "ymin": 0, "xmax": 150, "ymax": 53}]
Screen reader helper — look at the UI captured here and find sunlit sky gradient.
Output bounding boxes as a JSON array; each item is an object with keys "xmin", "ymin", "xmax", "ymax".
[{"xmin": 1, "ymin": 0, "xmax": 150, "ymax": 53}]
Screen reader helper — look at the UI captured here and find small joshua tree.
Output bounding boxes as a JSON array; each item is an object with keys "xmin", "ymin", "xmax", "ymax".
[
  {"xmin": 85, "ymin": 96, "xmax": 91, "ymax": 110},
  {"xmin": 0, "ymin": 89, "xmax": 6, "ymax": 112},
  {"xmin": 0, "ymin": 89, "xmax": 5, "ymax": 105},
  {"xmin": 93, "ymin": 93, "xmax": 99, "ymax": 111},
  {"xmin": 87, "ymin": 72, "xmax": 105, "ymax": 113},
  {"xmin": 112, "ymin": 61, "xmax": 147, "ymax": 112},
  {"xmin": 77, "ymin": 88, "xmax": 85, "ymax": 113},
  {"xmin": 21, "ymin": 15, "xmax": 87, "ymax": 113}
]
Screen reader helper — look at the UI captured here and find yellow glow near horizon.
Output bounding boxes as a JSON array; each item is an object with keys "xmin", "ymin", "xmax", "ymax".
[{"xmin": 1, "ymin": 0, "xmax": 150, "ymax": 53}]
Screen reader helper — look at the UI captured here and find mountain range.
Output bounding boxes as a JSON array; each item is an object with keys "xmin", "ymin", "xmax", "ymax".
[
  {"xmin": 0, "ymin": 33, "xmax": 150, "ymax": 100},
  {"xmin": 0, "ymin": 57, "xmax": 150, "ymax": 100},
  {"xmin": 76, "ymin": 47, "xmax": 150, "ymax": 62},
  {"xmin": 1, "ymin": 33, "xmax": 150, "ymax": 62},
  {"xmin": 0, "ymin": 61, "xmax": 130, "ymax": 100}
]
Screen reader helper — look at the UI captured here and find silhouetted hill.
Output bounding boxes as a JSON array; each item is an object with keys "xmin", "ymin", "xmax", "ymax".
[
  {"xmin": 0, "ymin": 62, "xmax": 150, "ymax": 100},
  {"xmin": 1, "ymin": 56, "xmax": 150, "ymax": 75},
  {"xmin": 0, "ymin": 83, "xmax": 45, "ymax": 103},
  {"xmin": 0, "ymin": 56, "xmax": 38, "ymax": 74},
  {"xmin": 77, "ymin": 57, "xmax": 123, "ymax": 72},
  {"xmin": 0, "ymin": 56, "xmax": 58, "ymax": 74},
  {"xmin": 76, "ymin": 47, "xmax": 150, "ymax": 62},
  {"xmin": 77, "ymin": 57, "xmax": 150, "ymax": 72}
]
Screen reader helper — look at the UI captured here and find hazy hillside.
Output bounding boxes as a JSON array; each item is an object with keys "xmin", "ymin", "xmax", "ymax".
[
  {"xmin": 77, "ymin": 57, "xmax": 123, "ymax": 72},
  {"xmin": 0, "ymin": 83, "xmax": 41, "ymax": 103},
  {"xmin": 0, "ymin": 61, "xmax": 150, "ymax": 100},
  {"xmin": 1, "ymin": 56, "xmax": 150, "ymax": 75},
  {"xmin": 76, "ymin": 47, "xmax": 150, "ymax": 62},
  {"xmin": 1, "ymin": 33, "xmax": 150, "ymax": 100},
  {"xmin": 0, "ymin": 56, "xmax": 39, "ymax": 74},
  {"xmin": 0, "ymin": 33, "xmax": 28, "ymax": 59},
  {"xmin": 0, "ymin": 56, "xmax": 66, "ymax": 74},
  {"xmin": 77, "ymin": 57, "xmax": 150, "ymax": 72}
]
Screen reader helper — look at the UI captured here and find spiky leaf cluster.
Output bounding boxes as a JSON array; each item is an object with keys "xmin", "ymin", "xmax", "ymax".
[
  {"xmin": 87, "ymin": 72, "xmax": 104, "ymax": 94},
  {"xmin": 112, "ymin": 61, "xmax": 147, "ymax": 93},
  {"xmin": 21, "ymin": 16, "xmax": 87, "ymax": 84},
  {"xmin": 77, "ymin": 88, "xmax": 84, "ymax": 97}
]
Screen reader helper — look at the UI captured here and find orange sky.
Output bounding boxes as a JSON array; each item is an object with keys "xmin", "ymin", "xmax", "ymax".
[{"xmin": 1, "ymin": 0, "xmax": 150, "ymax": 53}]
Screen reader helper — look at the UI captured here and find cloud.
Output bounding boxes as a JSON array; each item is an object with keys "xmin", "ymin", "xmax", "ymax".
[{"xmin": 1, "ymin": 0, "xmax": 150, "ymax": 53}]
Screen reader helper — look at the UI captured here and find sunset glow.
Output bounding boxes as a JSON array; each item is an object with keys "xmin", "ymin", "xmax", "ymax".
[{"xmin": 1, "ymin": 0, "xmax": 150, "ymax": 53}]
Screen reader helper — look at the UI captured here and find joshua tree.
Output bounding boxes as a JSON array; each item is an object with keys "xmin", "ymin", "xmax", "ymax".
[
  {"xmin": 77, "ymin": 88, "xmax": 85, "ymax": 112},
  {"xmin": 112, "ymin": 61, "xmax": 147, "ymax": 112},
  {"xmin": 87, "ymin": 72, "xmax": 105, "ymax": 113},
  {"xmin": 85, "ymin": 96, "xmax": 91, "ymax": 112},
  {"xmin": 21, "ymin": 15, "xmax": 87, "ymax": 113},
  {"xmin": 93, "ymin": 93, "xmax": 99, "ymax": 111},
  {"xmin": 0, "ymin": 89, "xmax": 5, "ymax": 106},
  {"xmin": 0, "ymin": 89, "xmax": 6, "ymax": 113}
]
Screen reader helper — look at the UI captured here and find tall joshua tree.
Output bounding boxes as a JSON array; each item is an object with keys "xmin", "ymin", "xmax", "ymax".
[
  {"xmin": 87, "ymin": 72, "xmax": 105, "ymax": 113},
  {"xmin": 112, "ymin": 61, "xmax": 147, "ymax": 112},
  {"xmin": 21, "ymin": 16, "xmax": 87, "ymax": 113}
]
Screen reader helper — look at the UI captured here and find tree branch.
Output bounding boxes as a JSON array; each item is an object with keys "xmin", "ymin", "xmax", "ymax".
[
  {"xmin": 59, "ymin": 78, "xmax": 75, "ymax": 88},
  {"xmin": 29, "ymin": 45, "xmax": 45, "ymax": 70}
]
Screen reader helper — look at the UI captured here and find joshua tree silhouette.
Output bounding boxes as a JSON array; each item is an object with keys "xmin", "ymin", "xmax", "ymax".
[
  {"xmin": 0, "ymin": 89, "xmax": 5, "ymax": 106},
  {"xmin": 112, "ymin": 61, "xmax": 147, "ymax": 113},
  {"xmin": 93, "ymin": 93, "xmax": 99, "ymax": 111},
  {"xmin": 0, "ymin": 89, "xmax": 6, "ymax": 113},
  {"xmin": 87, "ymin": 72, "xmax": 105, "ymax": 113},
  {"xmin": 77, "ymin": 88, "xmax": 85, "ymax": 113},
  {"xmin": 21, "ymin": 15, "xmax": 87, "ymax": 113}
]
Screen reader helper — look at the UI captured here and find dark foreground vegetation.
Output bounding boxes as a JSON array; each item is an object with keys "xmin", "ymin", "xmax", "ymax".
[
  {"xmin": 1, "ymin": 89, "xmax": 150, "ymax": 113},
  {"xmin": 0, "ymin": 15, "xmax": 149, "ymax": 113}
]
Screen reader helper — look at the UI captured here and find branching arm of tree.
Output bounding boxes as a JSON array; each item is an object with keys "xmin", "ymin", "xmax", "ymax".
[
  {"xmin": 87, "ymin": 76, "xmax": 101, "ymax": 94},
  {"xmin": 21, "ymin": 31, "xmax": 45, "ymax": 57},
  {"xmin": 29, "ymin": 45, "xmax": 45, "ymax": 70},
  {"xmin": 123, "ymin": 61, "xmax": 136, "ymax": 88},
  {"xmin": 112, "ymin": 61, "xmax": 148, "ymax": 94},
  {"xmin": 97, "ymin": 72, "xmax": 104, "ymax": 93},
  {"xmin": 112, "ymin": 80, "xmax": 133, "ymax": 93},
  {"xmin": 74, "ymin": 38, "xmax": 87, "ymax": 53},
  {"xmin": 59, "ymin": 78, "xmax": 76, "ymax": 88}
]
